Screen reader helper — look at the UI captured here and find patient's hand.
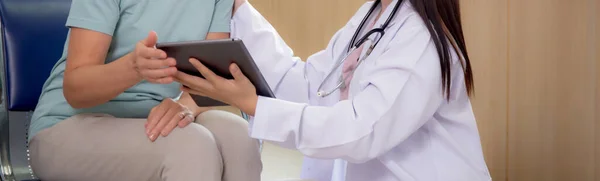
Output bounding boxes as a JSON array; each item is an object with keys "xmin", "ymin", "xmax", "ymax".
[
  {"xmin": 145, "ymin": 99, "xmax": 194, "ymax": 142},
  {"xmin": 233, "ymin": 0, "xmax": 247, "ymax": 14},
  {"xmin": 133, "ymin": 31, "xmax": 177, "ymax": 84}
]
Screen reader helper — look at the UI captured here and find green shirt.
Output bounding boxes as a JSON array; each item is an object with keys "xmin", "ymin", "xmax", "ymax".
[{"xmin": 29, "ymin": 0, "xmax": 233, "ymax": 140}]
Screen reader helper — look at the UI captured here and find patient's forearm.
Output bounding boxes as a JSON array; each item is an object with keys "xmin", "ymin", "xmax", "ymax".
[{"xmin": 63, "ymin": 53, "xmax": 142, "ymax": 109}]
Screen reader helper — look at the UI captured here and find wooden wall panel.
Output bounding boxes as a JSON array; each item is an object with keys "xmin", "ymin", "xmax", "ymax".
[
  {"xmin": 460, "ymin": 0, "xmax": 508, "ymax": 180},
  {"xmin": 250, "ymin": 0, "xmax": 365, "ymax": 59},
  {"xmin": 590, "ymin": 0, "xmax": 600, "ymax": 178},
  {"xmin": 507, "ymin": 0, "xmax": 597, "ymax": 180}
]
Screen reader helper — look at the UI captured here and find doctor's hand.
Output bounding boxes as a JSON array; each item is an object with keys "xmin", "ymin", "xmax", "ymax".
[
  {"xmin": 145, "ymin": 98, "xmax": 195, "ymax": 142},
  {"xmin": 175, "ymin": 58, "xmax": 258, "ymax": 116}
]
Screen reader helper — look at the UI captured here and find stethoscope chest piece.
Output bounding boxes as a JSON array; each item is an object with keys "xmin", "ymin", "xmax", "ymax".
[{"xmin": 316, "ymin": 91, "xmax": 324, "ymax": 97}]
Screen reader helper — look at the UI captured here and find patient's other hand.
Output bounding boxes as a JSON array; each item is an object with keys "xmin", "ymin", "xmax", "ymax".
[{"xmin": 145, "ymin": 99, "xmax": 194, "ymax": 142}]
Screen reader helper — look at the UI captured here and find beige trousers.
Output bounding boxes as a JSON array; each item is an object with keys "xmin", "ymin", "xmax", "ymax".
[{"xmin": 29, "ymin": 110, "xmax": 262, "ymax": 181}]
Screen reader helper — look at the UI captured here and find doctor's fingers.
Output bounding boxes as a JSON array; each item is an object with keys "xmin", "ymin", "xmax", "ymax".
[
  {"xmin": 175, "ymin": 71, "xmax": 215, "ymax": 91},
  {"xmin": 230, "ymin": 63, "xmax": 250, "ymax": 83},
  {"xmin": 188, "ymin": 58, "xmax": 222, "ymax": 84}
]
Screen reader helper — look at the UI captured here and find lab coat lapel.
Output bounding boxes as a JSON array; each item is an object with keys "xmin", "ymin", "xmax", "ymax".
[
  {"xmin": 314, "ymin": 2, "xmax": 375, "ymax": 106},
  {"xmin": 357, "ymin": 0, "xmax": 403, "ymax": 62},
  {"xmin": 348, "ymin": 0, "xmax": 406, "ymax": 97}
]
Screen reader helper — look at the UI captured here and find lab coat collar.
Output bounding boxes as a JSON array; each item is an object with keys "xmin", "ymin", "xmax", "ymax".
[
  {"xmin": 347, "ymin": 2, "xmax": 377, "ymax": 27},
  {"xmin": 375, "ymin": 0, "xmax": 402, "ymax": 28},
  {"xmin": 345, "ymin": 0, "xmax": 412, "ymax": 39}
]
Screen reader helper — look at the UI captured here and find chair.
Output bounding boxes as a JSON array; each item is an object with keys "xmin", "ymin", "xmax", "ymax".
[{"xmin": 0, "ymin": 0, "xmax": 72, "ymax": 180}]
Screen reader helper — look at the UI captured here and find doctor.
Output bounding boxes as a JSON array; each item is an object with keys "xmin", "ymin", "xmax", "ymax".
[{"xmin": 176, "ymin": 0, "xmax": 491, "ymax": 180}]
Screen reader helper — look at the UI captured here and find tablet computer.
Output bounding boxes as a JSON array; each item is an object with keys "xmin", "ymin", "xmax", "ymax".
[{"xmin": 156, "ymin": 39, "xmax": 275, "ymax": 107}]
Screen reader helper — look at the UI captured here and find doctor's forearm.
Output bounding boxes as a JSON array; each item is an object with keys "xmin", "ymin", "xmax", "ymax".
[{"xmin": 238, "ymin": 95, "xmax": 258, "ymax": 116}]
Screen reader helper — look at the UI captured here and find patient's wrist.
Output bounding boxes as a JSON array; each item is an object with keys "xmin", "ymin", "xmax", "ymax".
[
  {"xmin": 124, "ymin": 52, "xmax": 143, "ymax": 82},
  {"xmin": 192, "ymin": 106, "xmax": 212, "ymax": 117}
]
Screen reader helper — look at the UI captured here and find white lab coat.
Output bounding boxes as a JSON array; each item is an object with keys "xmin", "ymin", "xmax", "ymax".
[{"xmin": 230, "ymin": 1, "xmax": 491, "ymax": 181}]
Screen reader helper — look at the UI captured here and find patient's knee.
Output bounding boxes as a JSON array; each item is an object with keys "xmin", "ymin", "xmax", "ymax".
[
  {"xmin": 195, "ymin": 110, "xmax": 250, "ymax": 136},
  {"xmin": 161, "ymin": 123, "xmax": 222, "ymax": 163},
  {"xmin": 168, "ymin": 121, "xmax": 218, "ymax": 145},
  {"xmin": 194, "ymin": 110, "xmax": 260, "ymax": 156},
  {"xmin": 158, "ymin": 124, "xmax": 224, "ymax": 180}
]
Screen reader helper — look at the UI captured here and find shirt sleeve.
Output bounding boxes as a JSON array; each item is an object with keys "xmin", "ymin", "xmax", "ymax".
[
  {"xmin": 208, "ymin": 0, "xmax": 233, "ymax": 33},
  {"xmin": 65, "ymin": 0, "xmax": 120, "ymax": 36}
]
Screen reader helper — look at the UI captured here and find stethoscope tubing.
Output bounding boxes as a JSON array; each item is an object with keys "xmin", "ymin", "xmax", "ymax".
[{"xmin": 314, "ymin": 0, "xmax": 404, "ymax": 98}]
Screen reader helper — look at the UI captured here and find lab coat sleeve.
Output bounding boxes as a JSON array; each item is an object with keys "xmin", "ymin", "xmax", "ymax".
[
  {"xmin": 251, "ymin": 16, "xmax": 445, "ymax": 163},
  {"xmin": 230, "ymin": 2, "xmax": 342, "ymax": 104}
]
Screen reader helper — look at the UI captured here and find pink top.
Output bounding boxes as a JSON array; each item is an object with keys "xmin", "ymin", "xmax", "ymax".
[{"xmin": 340, "ymin": 20, "xmax": 377, "ymax": 100}]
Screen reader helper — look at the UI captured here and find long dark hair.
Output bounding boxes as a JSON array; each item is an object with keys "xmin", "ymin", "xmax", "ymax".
[{"xmin": 409, "ymin": 0, "xmax": 474, "ymax": 99}]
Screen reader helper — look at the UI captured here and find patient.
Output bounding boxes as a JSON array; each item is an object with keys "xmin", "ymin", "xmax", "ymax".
[{"xmin": 28, "ymin": 0, "xmax": 262, "ymax": 180}]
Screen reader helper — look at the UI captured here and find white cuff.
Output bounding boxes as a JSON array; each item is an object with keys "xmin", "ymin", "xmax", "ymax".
[{"xmin": 250, "ymin": 96, "xmax": 305, "ymax": 143}]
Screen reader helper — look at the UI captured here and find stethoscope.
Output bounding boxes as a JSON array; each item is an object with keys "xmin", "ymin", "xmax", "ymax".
[{"xmin": 314, "ymin": 0, "xmax": 404, "ymax": 97}]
